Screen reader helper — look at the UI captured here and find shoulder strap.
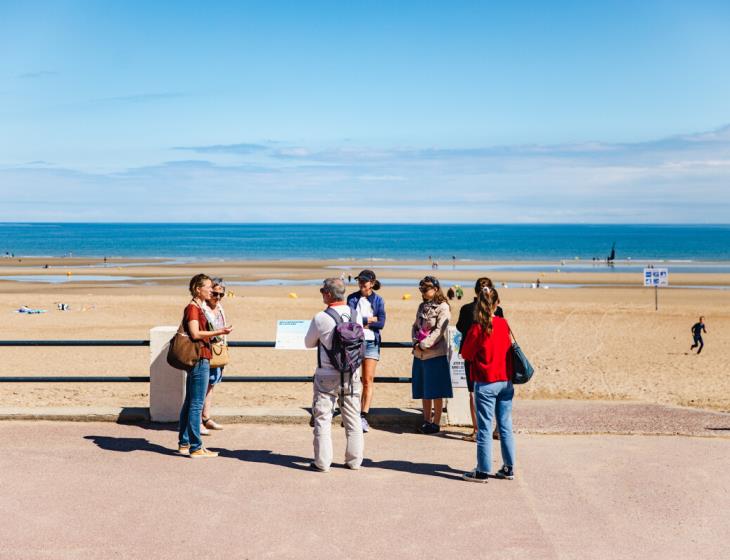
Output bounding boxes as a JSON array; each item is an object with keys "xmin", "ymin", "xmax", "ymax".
[
  {"xmin": 179, "ymin": 299, "xmax": 199, "ymax": 335},
  {"xmin": 318, "ymin": 307, "xmax": 342, "ymax": 369},
  {"xmin": 506, "ymin": 320, "xmax": 518, "ymax": 344},
  {"xmin": 325, "ymin": 306, "xmax": 343, "ymax": 324}
]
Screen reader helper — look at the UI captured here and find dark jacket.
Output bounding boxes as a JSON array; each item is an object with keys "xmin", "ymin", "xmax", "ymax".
[
  {"xmin": 347, "ymin": 291, "xmax": 386, "ymax": 345},
  {"xmin": 456, "ymin": 298, "xmax": 504, "ymax": 353}
]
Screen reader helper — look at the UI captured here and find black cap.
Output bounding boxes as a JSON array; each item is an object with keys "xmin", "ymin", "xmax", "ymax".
[
  {"xmin": 356, "ymin": 269, "xmax": 376, "ymax": 282},
  {"xmin": 419, "ymin": 275, "xmax": 440, "ymax": 289}
]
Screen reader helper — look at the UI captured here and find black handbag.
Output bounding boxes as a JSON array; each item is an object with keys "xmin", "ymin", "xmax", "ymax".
[{"xmin": 509, "ymin": 328, "xmax": 534, "ymax": 384}]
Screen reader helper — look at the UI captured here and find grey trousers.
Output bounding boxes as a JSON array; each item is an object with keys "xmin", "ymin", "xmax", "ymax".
[{"xmin": 312, "ymin": 373, "xmax": 364, "ymax": 471}]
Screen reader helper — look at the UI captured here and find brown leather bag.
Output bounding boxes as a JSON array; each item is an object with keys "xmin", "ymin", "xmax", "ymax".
[{"xmin": 166, "ymin": 318, "xmax": 200, "ymax": 370}]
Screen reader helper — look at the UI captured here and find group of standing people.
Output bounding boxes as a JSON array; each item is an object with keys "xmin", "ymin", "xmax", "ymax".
[{"xmin": 175, "ymin": 270, "xmax": 517, "ymax": 483}]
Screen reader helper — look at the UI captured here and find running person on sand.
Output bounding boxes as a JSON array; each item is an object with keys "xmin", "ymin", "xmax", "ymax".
[
  {"xmin": 347, "ymin": 269, "xmax": 386, "ymax": 433},
  {"xmin": 690, "ymin": 316, "xmax": 707, "ymax": 354}
]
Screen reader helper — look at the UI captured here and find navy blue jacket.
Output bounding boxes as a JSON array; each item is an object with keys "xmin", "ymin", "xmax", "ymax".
[{"xmin": 347, "ymin": 291, "xmax": 386, "ymax": 345}]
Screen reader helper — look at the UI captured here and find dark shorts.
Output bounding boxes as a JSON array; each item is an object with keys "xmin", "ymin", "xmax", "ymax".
[{"xmin": 411, "ymin": 355, "xmax": 454, "ymax": 400}]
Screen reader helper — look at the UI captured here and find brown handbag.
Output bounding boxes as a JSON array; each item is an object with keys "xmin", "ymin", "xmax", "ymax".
[
  {"xmin": 209, "ymin": 340, "xmax": 229, "ymax": 368},
  {"xmin": 166, "ymin": 321, "xmax": 200, "ymax": 370}
]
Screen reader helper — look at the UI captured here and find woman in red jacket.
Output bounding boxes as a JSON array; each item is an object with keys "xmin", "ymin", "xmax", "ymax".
[{"xmin": 460, "ymin": 286, "xmax": 515, "ymax": 482}]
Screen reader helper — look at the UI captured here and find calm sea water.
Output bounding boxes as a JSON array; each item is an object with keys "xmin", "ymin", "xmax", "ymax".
[{"xmin": 1, "ymin": 223, "xmax": 729, "ymax": 262}]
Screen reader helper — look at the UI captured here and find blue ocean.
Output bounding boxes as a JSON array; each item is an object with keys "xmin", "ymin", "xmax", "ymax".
[{"xmin": 1, "ymin": 223, "xmax": 729, "ymax": 262}]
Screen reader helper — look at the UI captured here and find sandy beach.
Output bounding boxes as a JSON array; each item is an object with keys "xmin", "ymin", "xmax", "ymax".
[{"xmin": 1, "ymin": 258, "xmax": 728, "ymax": 413}]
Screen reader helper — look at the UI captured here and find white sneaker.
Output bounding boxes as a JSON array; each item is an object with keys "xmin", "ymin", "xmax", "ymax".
[
  {"xmin": 361, "ymin": 416, "xmax": 370, "ymax": 433},
  {"xmin": 200, "ymin": 424, "xmax": 210, "ymax": 436}
]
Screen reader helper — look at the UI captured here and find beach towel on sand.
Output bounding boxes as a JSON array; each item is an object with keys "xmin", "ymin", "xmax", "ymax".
[{"xmin": 16, "ymin": 307, "xmax": 46, "ymax": 314}]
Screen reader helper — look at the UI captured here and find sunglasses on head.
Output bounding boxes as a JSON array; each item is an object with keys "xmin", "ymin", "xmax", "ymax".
[{"xmin": 419, "ymin": 284, "xmax": 435, "ymax": 292}]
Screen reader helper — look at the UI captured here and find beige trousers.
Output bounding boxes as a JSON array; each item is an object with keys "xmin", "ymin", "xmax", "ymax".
[{"xmin": 312, "ymin": 372, "xmax": 363, "ymax": 471}]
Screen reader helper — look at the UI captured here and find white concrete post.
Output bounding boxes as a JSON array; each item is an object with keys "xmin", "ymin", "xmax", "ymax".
[
  {"xmin": 445, "ymin": 326, "xmax": 472, "ymax": 426},
  {"xmin": 150, "ymin": 326, "xmax": 186, "ymax": 422}
]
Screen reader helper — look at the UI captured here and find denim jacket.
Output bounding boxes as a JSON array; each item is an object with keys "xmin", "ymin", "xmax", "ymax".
[{"xmin": 347, "ymin": 291, "xmax": 386, "ymax": 345}]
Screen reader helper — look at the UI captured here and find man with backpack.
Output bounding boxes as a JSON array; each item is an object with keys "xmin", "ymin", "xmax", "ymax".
[{"xmin": 304, "ymin": 278, "xmax": 365, "ymax": 472}]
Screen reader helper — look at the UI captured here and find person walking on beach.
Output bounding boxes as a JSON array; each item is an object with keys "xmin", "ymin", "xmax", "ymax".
[
  {"xmin": 178, "ymin": 274, "xmax": 233, "ymax": 458},
  {"xmin": 411, "ymin": 276, "xmax": 453, "ymax": 434},
  {"xmin": 690, "ymin": 316, "xmax": 707, "ymax": 354},
  {"xmin": 460, "ymin": 286, "xmax": 515, "ymax": 482},
  {"xmin": 304, "ymin": 278, "xmax": 364, "ymax": 471},
  {"xmin": 456, "ymin": 278, "xmax": 504, "ymax": 442},
  {"xmin": 200, "ymin": 278, "xmax": 228, "ymax": 435},
  {"xmin": 347, "ymin": 270, "xmax": 386, "ymax": 433}
]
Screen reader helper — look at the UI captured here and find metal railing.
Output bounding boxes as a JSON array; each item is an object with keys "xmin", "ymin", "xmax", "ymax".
[{"xmin": 0, "ymin": 340, "xmax": 414, "ymax": 383}]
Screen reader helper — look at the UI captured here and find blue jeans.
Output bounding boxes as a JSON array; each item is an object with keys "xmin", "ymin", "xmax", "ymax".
[
  {"xmin": 178, "ymin": 358, "xmax": 210, "ymax": 452},
  {"xmin": 474, "ymin": 380, "xmax": 515, "ymax": 473}
]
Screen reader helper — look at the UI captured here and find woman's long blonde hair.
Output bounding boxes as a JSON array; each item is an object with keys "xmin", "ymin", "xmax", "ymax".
[{"xmin": 473, "ymin": 286, "xmax": 500, "ymax": 335}]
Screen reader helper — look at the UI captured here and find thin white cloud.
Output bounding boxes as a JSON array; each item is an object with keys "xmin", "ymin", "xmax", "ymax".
[{"xmin": 2, "ymin": 125, "xmax": 729, "ymax": 222}]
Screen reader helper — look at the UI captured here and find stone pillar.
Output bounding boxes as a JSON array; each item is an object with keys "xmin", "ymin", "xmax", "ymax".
[{"xmin": 150, "ymin": 326, "xmax": 186, "ymax": 422}]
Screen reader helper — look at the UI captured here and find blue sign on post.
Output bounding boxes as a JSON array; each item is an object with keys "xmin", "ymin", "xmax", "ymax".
[
  {"xmin": 643, "ymin": 268, "xmax": 668, "ymax": 310},
  {"xmin": 643, "ymin": 267, "xmax": 669, "ymax": 287}
]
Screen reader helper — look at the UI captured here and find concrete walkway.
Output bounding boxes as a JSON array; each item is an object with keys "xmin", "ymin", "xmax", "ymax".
[{"xmin": 1, "ymin": 421, "xmax": 728, "ymax": 559}]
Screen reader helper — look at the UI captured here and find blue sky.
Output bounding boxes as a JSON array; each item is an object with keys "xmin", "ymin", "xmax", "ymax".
[{"xmin": 1, "ymin": 0, "xmax": 729, "ymax": 222}]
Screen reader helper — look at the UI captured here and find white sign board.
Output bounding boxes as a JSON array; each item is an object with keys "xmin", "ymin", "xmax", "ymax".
[
  {"xmin": 643, "ymin": 268, "xmax": 669, "ymax": 287},
  {"xmin": 275, "ymin": 320, "xmax": 312, "ymax": 350},
  {"xmin": 446, "ymin": 327, "xmax": 467, "ymax": 388}
]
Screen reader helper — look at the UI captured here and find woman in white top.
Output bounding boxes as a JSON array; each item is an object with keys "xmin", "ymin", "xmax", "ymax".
[
  {"xmin": 201, "ymin": 277, "xmax": 227, "ymax": 434},
  {"xmin": 346, "ymin": 270, "xmax": 386, "ymax": 433}
]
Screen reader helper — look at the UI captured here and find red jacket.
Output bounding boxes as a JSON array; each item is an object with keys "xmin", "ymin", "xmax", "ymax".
[{"xmin": 460, "ymin": 317, "xmax": 513, "ymax": 383}]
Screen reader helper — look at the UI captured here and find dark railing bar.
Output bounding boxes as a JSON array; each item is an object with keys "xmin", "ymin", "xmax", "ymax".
[
  {"xmin": 0, "ymin": 340, "xmax": 150, "ymax": 347},
  {"xmin": 0, "ymin": 340, "xmax": 414, "ymax": 348},
  {"xmin": 0, "ymin": 376, "xmax": 412, "ymax": 383}
]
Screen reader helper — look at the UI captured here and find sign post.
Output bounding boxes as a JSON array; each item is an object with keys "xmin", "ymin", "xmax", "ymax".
[
  {"xmin": 274, "ymin": 320, "xmax": 312, "ymax": 349},
  {"xmin": 445, "ymin": 327, "xmax": 471, "ymax": 426},
  {"xmin": 643, "ymin": 268, "xmax": 669, "ymax": 311}
]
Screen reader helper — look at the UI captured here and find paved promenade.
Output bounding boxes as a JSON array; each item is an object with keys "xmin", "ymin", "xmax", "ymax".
[{"xmin": 1, "ymin": 420, "xmax": 729, "ymax": 559}]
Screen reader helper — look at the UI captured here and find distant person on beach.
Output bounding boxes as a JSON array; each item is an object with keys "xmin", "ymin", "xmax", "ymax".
[
  {"xmin": 201, "ymin": 277, "xmax": 228, "ymax": 435},
  {"xmin": 177, "ymin": 274, "xmax": 233, "ymax": 458},
  {"xmin": 305, "ymin": 278, "xmax": 364, "ymax": 471},
  {"xmin": 690, "ymin": 316, "xmax": 707, "ymax": 354},
  {"xmin": 411, "ymin": 276, "xmax": 452, "ymax": 434},
  {"xmin": 455, "ymin": 285, "xmax": 464, "ymax": 300},
  {"xmin": 347, "ymin": 270, "xmax": 386, "ymax": 433},
  {"xmin": 456, "ymin": 278, "xmax": 504, "ymax": 442},
  {"xmin": 460, "ymin": 286, "xmax": 515, "ymax": 482},
  {"xmin": 447, "ymin": 287, "xmax": 455, "ymax": 300}
]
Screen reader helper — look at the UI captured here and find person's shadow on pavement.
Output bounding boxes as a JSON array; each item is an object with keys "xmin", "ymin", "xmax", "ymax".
[
  {"xmin": 215, "ymin": 448, "xmax": 312, "ymax": 471},
  {"xmin": 361, "ymin": 458, "xmax": 464, "ymax": 480},
  {"xmin": 84, "ymin": 435, "xmax": 179, "ymax": 457}
]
